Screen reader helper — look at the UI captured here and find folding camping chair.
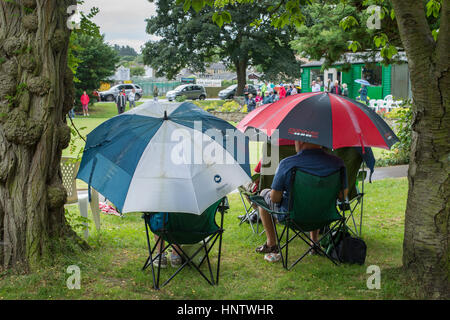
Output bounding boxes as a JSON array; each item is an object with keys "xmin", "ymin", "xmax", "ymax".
[
  {"xmin": 238, "ymin": 173, "xmax": 264, "ymax": 234},
  {"xmin": 141, "ymin": 197, "xmax": 228, "ymax": 289},
  {"xmin": 250, "ymin": 168, "xmax": 347, "ymax": 270}
]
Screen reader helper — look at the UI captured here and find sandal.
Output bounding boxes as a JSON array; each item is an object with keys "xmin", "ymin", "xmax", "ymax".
[
  {"xmin": 264, "ymin": 253, "xmax": 281, "ymax": 263},
  {"xmin": 170, "ymin": 254, "xmax": 183, "ymax": 267},
  {"xmin": 255, "ymin": 243, "xmax": 279, "ymax": 254}
]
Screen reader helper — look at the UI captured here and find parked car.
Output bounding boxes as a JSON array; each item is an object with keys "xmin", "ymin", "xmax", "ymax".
[
  {"xmin": 218, "ymin": 84, "xmax": 257, "ymax": 100},
  {"xmin": 166, "ymin": 84, "xmax": 207, "ymax": 101},
  {"xmin": 98, "ymin": 83, "xmax": 143, "ymax": 102}
]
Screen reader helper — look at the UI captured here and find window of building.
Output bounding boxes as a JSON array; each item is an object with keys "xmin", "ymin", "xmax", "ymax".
[
  {"xmin": 362, "ymin": 65, "xmax": 382, "ymax": 86},
  {"xmin": 310, "ymin": 69, "xmax": 324, "ymax": 86}
]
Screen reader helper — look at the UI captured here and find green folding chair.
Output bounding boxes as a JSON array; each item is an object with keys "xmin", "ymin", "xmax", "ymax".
[
  {"xmin": 142, "ymin": 198, "xmax": 228, "ymax": 289},
  {"xmin": 250, "ymin": 169, "xmax": 347, "ymax": 270}
]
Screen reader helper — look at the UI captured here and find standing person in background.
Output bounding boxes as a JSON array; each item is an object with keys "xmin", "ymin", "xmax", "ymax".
[
  {"xmin": 116, "ymin": 88, "xmax": 127, "ymax": 114},
  {"xmin": 316, "ymin": 77, "xmax": 323, "ymax": 88},
  {"xmin": 286, "ymin": 85, "xmax": 292, "ymax": 97},
  {"xmin": 247, "ymin": 93, "xmax": 257, "ymax": 112},
  {"xmin": 291, "ymin": 85, "xmax": 298, "ymax": 95},
  {"xmin": 324, "ymin": 79, "xmax": 332, "ymax": 92},
  {"xmin": 261, "ymin": 83, "xmax": 267, "ymax": 97},
  {"xmin": 80, "ymin": 91, "xmax": 90, "ymax": 117},
  {"xmin": 359, "ymin": 85, "xmax": 368, "ymax": 104},
  {"xmin": 311, "ymin": 80, "xmax": 321, "ymax": 93},
  {"xmin": 128, "ymin": 89, "xmax": 136, "ymax": 109},
  {"xmin": 271, "ymin": 90, "xmax": 279, "ymax": 102},
  {"xmin": 262, "ymin": 91, "xmax": 273, "ymax": 104},
  {"xmin": 342, "ymin": 83, "xmax": 349, "ymax": 97},
  {"xmin": 153, "ymin": 85, "xmax": 159, "ymax": 102},
  {"xmin": 255, "ymin": 91, "xmax": 263, "ymax": 107},
  {"xmin": 279, "ymin": 85, "xmax": 287, "ymax": 99},
  {"xmin": 331, "ymin": 80, "xmax": 342, "ymax": 95},
  {"xmin": 269, "ymin": 82, "xmax": 275, "ymax": 93},
  {"xmin": 243, "ymin": 84, "xmax": 250, "ymax": 105}
]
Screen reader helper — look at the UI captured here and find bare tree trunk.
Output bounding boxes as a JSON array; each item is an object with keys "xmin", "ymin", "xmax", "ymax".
[
  {"xmin": 391, "ymin": 0, "xmax": 449, "ymax": 298},
  {"xmin": 235, "ymin": 59, "xmax": 247, "ymax": 97},
  {"xmin": 0, "ymin": 0, "xmax": 80, "ymax": 271}
]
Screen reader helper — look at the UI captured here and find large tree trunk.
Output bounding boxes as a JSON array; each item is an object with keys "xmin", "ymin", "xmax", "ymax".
[
  {"xmin": 235, "ymin": 59, "xmax": 248, "ymax": 96},
  {"xmin": 0, "ymin": 0, "xmax": 79, "ymax": 271},
  {"xmin": 391, "ymin": 0, "xmax": 449, "ymax": 298}
]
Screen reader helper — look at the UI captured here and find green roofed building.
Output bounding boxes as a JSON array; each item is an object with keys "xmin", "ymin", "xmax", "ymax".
[{"xmin": 300, "ymin": 52, "xmax": 411, "ymax": 101}]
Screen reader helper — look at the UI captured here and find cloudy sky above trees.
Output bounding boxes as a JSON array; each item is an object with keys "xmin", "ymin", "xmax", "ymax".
[{"xmin": 79, "ymin": 0, "xmax": 158, "ymax": 52}]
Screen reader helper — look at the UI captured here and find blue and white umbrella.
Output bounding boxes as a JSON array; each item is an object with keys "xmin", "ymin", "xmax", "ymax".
[
  {"xmin": 354, "ymin": 79, "xmax": 371, "ymax": 86},
  {"xmin": 77, "ymin": 102, "xmax": 251, "ymax": 215}
]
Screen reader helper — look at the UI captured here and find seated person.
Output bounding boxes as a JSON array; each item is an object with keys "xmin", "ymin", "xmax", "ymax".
[
  {"xmin": 254, "ymin": 139, "xmax": 348, "ymax": 261},
  {"xmin": 149, "ymin": 213, "xmax": 183, "ymax": 268}
]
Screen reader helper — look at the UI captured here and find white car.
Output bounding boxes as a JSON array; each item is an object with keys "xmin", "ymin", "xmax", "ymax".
[{"xmin": 99, "ymin": 84, "xmax": 143, "ymax": 102}]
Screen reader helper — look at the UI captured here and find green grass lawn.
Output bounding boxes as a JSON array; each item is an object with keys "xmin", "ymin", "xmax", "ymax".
[{"xmin": 0, "ymin": 178, "xmax": 414, "ymax": 299}]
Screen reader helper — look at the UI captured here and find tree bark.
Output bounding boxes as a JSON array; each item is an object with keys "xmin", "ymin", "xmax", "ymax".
[
  {"xmin": 0, "ymin": 0, "xmax": 79, "ymax": 271},
  {"xmin": 391, "ymin": 0, "xmax": 449, "ymax": 298},
  {"xmin": 235, "ymin": 59, "xmax": 248, "ymax": 97}
]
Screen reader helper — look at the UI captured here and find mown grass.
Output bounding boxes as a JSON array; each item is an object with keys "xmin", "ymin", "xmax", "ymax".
[{"xmin": 0, "ymin": 178, "xmax": 416, "ymax": 300}]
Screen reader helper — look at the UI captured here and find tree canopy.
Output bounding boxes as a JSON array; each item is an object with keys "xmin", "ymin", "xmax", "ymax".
[
  {"xmin": 71, "ymin": 34, "xmax": 119, "ymax": 104},
  {"xmin": 143, "ymin": 0, "xmax": 302, "ymax": 94},
  {"xmin": 113, "ymin": 44, "xmax": 139, "ymax": 57}
]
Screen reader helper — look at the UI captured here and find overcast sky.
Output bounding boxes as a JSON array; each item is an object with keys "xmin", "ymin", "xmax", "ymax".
[{"xmin": 79, "ymin": 0, "xmax": 158, "ymax": 53}]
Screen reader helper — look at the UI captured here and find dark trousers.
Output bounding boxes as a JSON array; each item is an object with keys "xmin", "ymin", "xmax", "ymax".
[{"xmin": 117, "ymin": 104, "xmax": 125, "ymax": 114}]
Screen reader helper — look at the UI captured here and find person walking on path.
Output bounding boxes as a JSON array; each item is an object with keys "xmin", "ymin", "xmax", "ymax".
[
  {"xmin": 116, "ymin": 89, "xmax": 127, "ymax": 114},
  {"xmin": 153, "ymin": 85, "xmax": 159, "ymax": 102},
  {"xmin": 80, "ymin": 91, "xmax": 90, "ymax": 116},
  {"xmin": 128, "ymin": 89, "xmax": 137, "ymax": 109}
]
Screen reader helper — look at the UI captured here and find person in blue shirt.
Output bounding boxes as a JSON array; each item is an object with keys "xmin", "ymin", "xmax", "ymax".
[
  {"xmin": 255, "ymin": 140, "xmax": 348, "ymax": 261},
  {"xmin": 262, "ymin": 91, "xmax": 273, "ymax": 104},
  {"xmin": 359, "ymin": 85, "xmax": 368, "ymax": 104}
]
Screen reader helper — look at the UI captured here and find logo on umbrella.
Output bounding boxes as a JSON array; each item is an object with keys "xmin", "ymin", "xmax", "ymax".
[{"xmin": 214, "ymin": 175, "xmax": 222, "ymax": 184}]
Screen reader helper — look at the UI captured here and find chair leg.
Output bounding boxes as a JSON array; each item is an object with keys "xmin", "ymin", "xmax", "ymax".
[
  {"xmin": 216, "ymin": 207, "xmax": 225, "ymax": 285},
  {"xmin": 89, "ymin": 189, "xmax": 101, "ymax": 231},
  {"xmin": 78, "ymin": 194, "xmax": 89, "ymax": 239}
]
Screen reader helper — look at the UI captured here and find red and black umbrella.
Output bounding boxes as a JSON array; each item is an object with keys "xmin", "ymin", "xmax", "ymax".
[{"xmin": 237, "ymin": 92, "xmax": 399, "ymax": 150}]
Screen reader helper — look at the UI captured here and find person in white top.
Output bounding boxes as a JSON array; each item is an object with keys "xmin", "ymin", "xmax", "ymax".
[
  {"xmin": 311, "ymin": 80, "xmax": 321, "ymax": 92},
  {"xmin": 128, "ymin": 89, "xmax": 136, "ymax": 109}
]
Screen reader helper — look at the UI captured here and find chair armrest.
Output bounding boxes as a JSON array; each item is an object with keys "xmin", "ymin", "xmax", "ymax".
[
  {"xmin": 337, "ymin": 199, "xmax": 351, "ymax": 211},
  {"xmin": 249, "ymin": 195, "xmax": 286, "ymax": 216}
]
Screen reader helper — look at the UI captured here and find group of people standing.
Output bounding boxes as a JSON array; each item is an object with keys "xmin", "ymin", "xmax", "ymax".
[
  {"xmin": 311, "ymin": 78, "xmax": 349, "ymax": 97},
  {"xmin": 115, "ymin": 88, "xmax": 138, "ymax": 114},
  {"xmin": 245, "ymin": 83, "xmax": 299, "ymax": 112}
]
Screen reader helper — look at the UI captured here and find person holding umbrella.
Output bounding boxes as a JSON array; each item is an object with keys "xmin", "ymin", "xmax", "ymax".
[
  {"xmin": 359, "ymin": 85, "xmax": 368, "ymax": 104},
  {"xmin": 355, "ymin": 79, "xmax": 371, "ymax": 104},
  {"xmin": 254, "ymin": 139, "xmax": 348, "ymax": 261}
]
